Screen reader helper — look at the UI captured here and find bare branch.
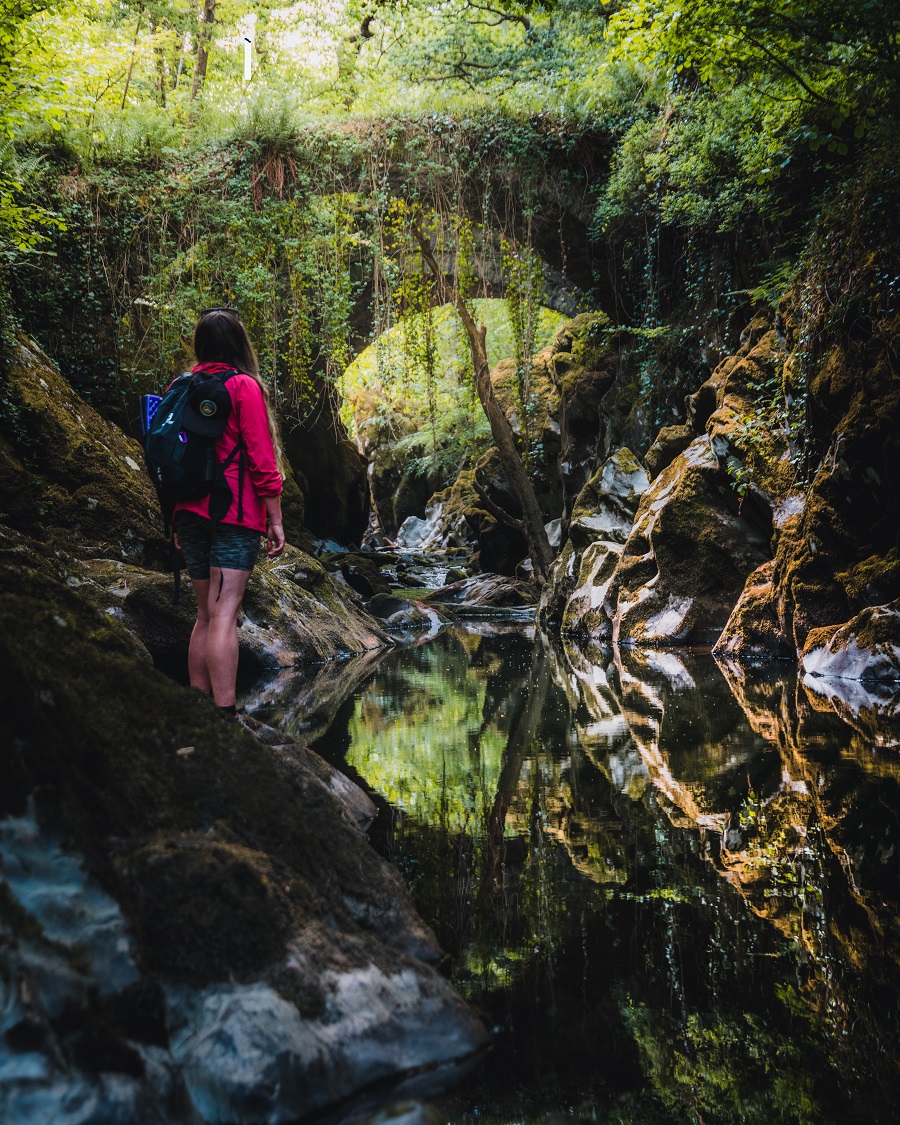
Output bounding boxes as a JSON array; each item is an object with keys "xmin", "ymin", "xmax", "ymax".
[
  {"xmin": 473, "ymin": 475, "xmax": 526, "ymax": 532},
  {"xmin": 464, "ymin": 1, "xmax": 530, "ymax": 31}
]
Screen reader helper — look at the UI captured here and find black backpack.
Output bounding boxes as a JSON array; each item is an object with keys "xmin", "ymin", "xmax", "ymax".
[{"xmin": 142, "ymin": 370, "xmax": 245, "ymax": 600}]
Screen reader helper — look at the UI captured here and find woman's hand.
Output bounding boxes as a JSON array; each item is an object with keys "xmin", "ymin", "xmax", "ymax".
[
  {"xmin": 266, "ymin": 520, "xmax": 286, "ymax": 558},
  {"xmin": 264, "ymin": 496, "xmax": 286, "ymax": 558}
]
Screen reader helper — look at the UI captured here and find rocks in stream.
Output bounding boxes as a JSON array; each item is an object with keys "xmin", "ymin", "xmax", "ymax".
[
  {"xmin": 0, "ymin": 545, "xmax": 488, "ymax": 1124},
  {"xmin": 423, "ymin": 574, "xmax": 537, "ymax": 611}
]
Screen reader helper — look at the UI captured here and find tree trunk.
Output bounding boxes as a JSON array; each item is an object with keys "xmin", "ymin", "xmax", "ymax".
[
  {"xmin": 120, "ymin": 9, "xmax": 143, "ymax": 110},
  {"xmin": 189, "ymin": 0, "xmax": 216, "ymax": 103},
  {"xmin": 413, "ymin": 227, "xmax": 554, "ymax": 583}
]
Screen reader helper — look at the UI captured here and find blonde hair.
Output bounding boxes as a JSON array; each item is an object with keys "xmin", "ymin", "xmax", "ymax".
[{"xmin": 194, "ymin": 309, "xmax": 284, "ymax": 476}]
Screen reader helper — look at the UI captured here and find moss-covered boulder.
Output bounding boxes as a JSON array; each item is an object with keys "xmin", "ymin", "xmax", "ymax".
[
  {"xmin": 64, "ymin": 541, "xmax": 390, "ymax": 673},
  {"xmin": 0, "ymin": 543, "xmax": 487, "ymax": 1122},
  {"xmin": 0, "ymin": 336, "xmax": 161, "ymax": 561},
  {"xmin": 538, "ymin": 448, "xmax": 649, "ymax": 635},
  {"xmin": 548, "ymin": 312, "xmax": 644, "ymax": 519},
  {"xmin": 643, "ymin": 423, "xmax": 694, "ymax": 480},
  {"xmin": 802, "ymin": 600, "xmax": 900, "ymax": 685},
  {"xmin": 713, "ymin": 560, "xmax": 794, "ymax": 665}
]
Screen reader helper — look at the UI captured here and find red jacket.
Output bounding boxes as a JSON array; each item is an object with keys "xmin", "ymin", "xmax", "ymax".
[{"xmin": 173, "ymin": 363, "xmax": 282, "ymax": 534}]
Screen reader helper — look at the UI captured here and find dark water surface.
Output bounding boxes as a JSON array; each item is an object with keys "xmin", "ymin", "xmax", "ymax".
[{"xmin": 249, "ymin": 623, "xmax": 900, "ymax": 1124}]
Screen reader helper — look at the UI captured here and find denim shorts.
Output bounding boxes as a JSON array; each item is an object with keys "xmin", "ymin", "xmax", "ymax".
[{"xmin": 174, "ymin": 511, "xmax": 260, "ymax": 580}]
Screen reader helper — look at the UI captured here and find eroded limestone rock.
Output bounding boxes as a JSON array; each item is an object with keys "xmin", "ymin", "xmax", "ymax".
[
  {"xmin": 538, "ymin": 448, "xmax": 649, "ymax": 635},
  {"xmin": 717, "ymin": 318, "xmax": 900, "ymax": 680},
  {"xmin": 605, "ymin": 437, "xmax": 770, "ymax": 646}
]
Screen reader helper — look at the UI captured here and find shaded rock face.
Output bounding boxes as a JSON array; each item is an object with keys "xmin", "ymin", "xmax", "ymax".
[
  {"xmin": 605, "ymin": 437, "xmax": 772, "ymax": 646},
  {"xmin": 717, "ymin": 322, "xmax": 900, "ymax": 679},
  {"xmin": 546, "ymin": 318, "xmax": 794, "ymax": 647},
  {"xmin": 0, "ymin": 341, "xmax": 388, "ymax": 672},
  {"xmin": 538, "ymin": 448, "xmax": 649, "ymax": 635},
  {"xmin": 285, "ymin": 420, "xmax": 369, "ymax": 546},
  {"xmin": 0, "ymin": 546, "xmax": 488, "ymax": 1123},
  {"xmin": 0, "ymin": 336, "xmax": 161, "ymax": 562},
  {"xmin": 548, "ymin": 313, "xmax": 645, "ymax": 520},
  {"xmin": 352, "ymin": 398, "xmax": 442, "ymax": 541}
]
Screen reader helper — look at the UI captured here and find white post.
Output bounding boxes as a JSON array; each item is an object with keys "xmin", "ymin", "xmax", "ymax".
[{"xmin": 243, "ymin": 34, "xmax": 253, "ymax": 82}]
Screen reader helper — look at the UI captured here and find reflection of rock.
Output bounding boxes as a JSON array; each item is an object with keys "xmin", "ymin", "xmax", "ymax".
[
  {"xmin": 802, "ymin": 674, "xmax": 900, "ymax": 748},
  {"xmin": 241, "ymin": 648, "xmax": 387, "ymax": 743},
  {"xmin": 367, "ymin": 593, "xmax": 450, "ymax": 641},
  {"xmin": 798, "ymin": 601, "xmax": 900, "ymax": 743},
  {"xmin": 538, "ymin": 448, "xmax": 649, "ymax": 635},
  {"xmin": 0, "ymin": 546, "xmax": 487, "ymax": 1123}
]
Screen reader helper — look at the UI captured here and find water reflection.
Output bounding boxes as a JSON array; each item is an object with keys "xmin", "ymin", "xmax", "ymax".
[{"xmin": 252, "ymin": 627, "xmax": 900, "ymax": 1123}]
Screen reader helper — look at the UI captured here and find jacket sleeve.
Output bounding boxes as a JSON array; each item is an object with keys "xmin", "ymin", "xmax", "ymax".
[{"xmin": 234, "ymin": 376, "xmax": 283, "ymax": 497}]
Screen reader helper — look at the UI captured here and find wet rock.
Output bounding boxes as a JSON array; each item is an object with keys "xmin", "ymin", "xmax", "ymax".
[
  {"xmin": 802, "ymin": 600, "xmax": 900, "ymax": 693},
  {"xmin": 0, "ymin": 547, "xmax": 487, "ymax": 1123},
  {"xmin": 538, "ymin": 448, "xmax": 649, "ymax": 635},
  {"xmin": 605, "ymin": 437, "xmax": 770, "ymax": 646},
  {"xmin": 718, "ymin": 317, "xmax": 900, "ymax": 675},
  {"xmin": 713, "ymin": 560, "xmax": 794, "ymax": 664},
  {"xmin": 340, "ymin": 552, "xmax": 393, "ymax": 599},
  {"xmin": 643, "ymin": 423, "xmax": 694, "ymax": 480},
  {"xmin": 367, "ymin": 593, "xmax": 450, "ymax": 639},
  {"xmin": 548, "ymin": 313, "xmax": 639, "ymax": 518},
  {"xmin": 423, "ymin": 574, "xmax": 537, "ymax": 611},
  {"xmin": 65, "ymin": 544, "xmax": 390, "ymax": 671}
]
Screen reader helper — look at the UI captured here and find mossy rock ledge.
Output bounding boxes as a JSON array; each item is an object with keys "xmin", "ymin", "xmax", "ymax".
[
  {"xmin": 0, "ymin": 541, "xmax": 488, "ymax": 1123},
  {"xmin": 0, "ymin": 337, "xmax": 390, "ymax": 669}
]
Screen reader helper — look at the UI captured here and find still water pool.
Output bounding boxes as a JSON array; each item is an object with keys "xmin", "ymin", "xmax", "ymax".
[{"xmin": 248, "ymin": 622, "xmax": 900, "ymax": 1124}]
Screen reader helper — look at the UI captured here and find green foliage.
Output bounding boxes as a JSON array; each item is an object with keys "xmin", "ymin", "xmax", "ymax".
[
  {"xmin": 502, "ymin": 237, "xmax": 542, "ymax": 465},
  {"xmin": 342, "ymin": 298, "xmax": 565, "ymax": 482}
]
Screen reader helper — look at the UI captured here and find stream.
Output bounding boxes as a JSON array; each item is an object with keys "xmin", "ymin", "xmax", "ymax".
[{"xmin": 245, "ymin": 619, "xmax": 900, "ymax": 1124}]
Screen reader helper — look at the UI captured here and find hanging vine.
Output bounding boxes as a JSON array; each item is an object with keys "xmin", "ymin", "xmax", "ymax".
[{"xmin": 501, "ymin": 236, "xmax": 542, "ymax": 468}]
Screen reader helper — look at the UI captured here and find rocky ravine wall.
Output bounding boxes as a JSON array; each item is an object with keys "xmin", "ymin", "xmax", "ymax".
[
  {"xmin": 0, "ymin": 338, "xmax": 487, "ymax": 1122},
  {"xmin": 539, "ymin": 312, "xmax": 899, "ymax": 727}
]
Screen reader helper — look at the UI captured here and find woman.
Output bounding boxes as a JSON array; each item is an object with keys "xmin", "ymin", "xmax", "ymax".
[{"xmin": 173, "ymin": 308, "xmax": 285, "ymax": 716}]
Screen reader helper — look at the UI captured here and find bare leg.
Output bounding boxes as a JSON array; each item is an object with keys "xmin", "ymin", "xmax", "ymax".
[
  {"xmin": 205, "ymin": 567, "xmax": 253, "ymax": 707},
  {"xmin": 188, "ymin": 578, "xmax": 212, "ymax": 694}
]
